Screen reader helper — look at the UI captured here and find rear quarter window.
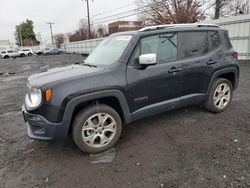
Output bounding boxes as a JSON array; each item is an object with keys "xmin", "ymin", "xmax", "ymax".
[{"xmin": 209, "ymin": 31, "xmax": 221, "ymax": 49}]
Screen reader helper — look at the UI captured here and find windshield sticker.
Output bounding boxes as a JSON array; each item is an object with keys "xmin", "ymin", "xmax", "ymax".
[{"xmin": 116, "ymin": 36, "xmax": 132, "ymax": 41}]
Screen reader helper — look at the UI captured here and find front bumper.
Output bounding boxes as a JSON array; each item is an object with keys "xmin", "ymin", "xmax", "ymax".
[{"xmin": 22, "ymin": 105, "xmax": 67, "ymax": 140}]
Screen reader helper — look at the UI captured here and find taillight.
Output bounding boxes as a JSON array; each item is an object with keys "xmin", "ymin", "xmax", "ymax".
[{"xmin": 233, "ymin": 52, "xmax": 238, "ymax": 60}]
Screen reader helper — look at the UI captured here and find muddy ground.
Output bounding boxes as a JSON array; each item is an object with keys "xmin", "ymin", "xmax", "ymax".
[{"xmin": 0, "ymin": 54, "xmax": 249, "ymax": 188}]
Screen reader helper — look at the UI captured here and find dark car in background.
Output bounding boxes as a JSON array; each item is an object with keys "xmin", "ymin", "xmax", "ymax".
[{"xmin": 46, "ymin": 48, "xmax": 62, "ymax": 55}]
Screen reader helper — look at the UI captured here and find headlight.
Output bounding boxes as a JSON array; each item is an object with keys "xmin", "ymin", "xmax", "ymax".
[{"xmin": 25, "ymin": 87, "xmax": 42, "ymax": 110}]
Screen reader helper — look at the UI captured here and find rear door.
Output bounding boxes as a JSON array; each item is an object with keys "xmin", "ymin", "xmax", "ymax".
[{"xmin": 179, "ymin": 30, "xmax": 222, "ymax": 102}]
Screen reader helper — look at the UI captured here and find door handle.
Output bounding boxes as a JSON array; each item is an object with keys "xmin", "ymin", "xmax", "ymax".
[
  {"xmin": 168, "ymin": 67, "xmax": 181, "ymax": 73},
  {"xmin": 207, "ymin": 59, "xmax": 217, "ymax": 65}
]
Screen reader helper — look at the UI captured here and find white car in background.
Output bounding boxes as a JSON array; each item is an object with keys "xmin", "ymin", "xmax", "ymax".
[
  {"xmin": 35, "ymin": 48, "xmax": 50, "ymax": 55},
  {"xmin": 0, "ymin": 49, "xmax": 20, "ymax": 59},
  {"xmin": 18, "ymin": 48, "xmax": 34, "ymax": 57}
]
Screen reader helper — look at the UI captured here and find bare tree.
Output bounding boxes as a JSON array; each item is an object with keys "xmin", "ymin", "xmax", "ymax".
[
  {"xmin": 68, "ymin": 19, "xmax": 89, "ymax": 42},
  {"xmin": 214, "ymin": 0, "xmax": 229, "ymax": 19},
  {"xmin": 95, "ymin": 24, "xmax": 108, "ymax": 37},
  {"xmin": 54, "ymin": 33, "xmax": 64, "ymax": 48},
  {"xmin": 137, "ymin": 0, "xmax": 208, "ymax": 25},
  {"xmin": 230, "ymin": 0, "xmax": 250, "ymax": 15},
  {"xmin": 213, "ymin": 0, "xmax": 250, "ymax": 19}
]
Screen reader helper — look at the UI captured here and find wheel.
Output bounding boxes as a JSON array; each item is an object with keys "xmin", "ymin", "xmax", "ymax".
[
  {"xmin": 20, "ymin": 53, "xmax": 25, "ymax": 57},
  {"xmin": 204, "ymin": 78, "xmax": 233, "ymax": 113},
  {"xmin": 28, "ymin": 53, "xmax": 32, "ymax": 56},
  {"xmin": 4, "ymin": 55, "xmax": 9, "ymax": 59},
  {"xmin": 38, "ymin": 52, "xmax": 42, "ymax": 55},
  {"xmin": 72, "ymin": 104, "xmax": 122, "ymax": 153}
]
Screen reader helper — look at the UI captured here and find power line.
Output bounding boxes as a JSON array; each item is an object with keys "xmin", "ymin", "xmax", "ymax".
[
  {"xmin": 92, "ymin": 11, "xmax": 145, "ymax": 25},
  {"xmin": 92, "ymin": 8, "xmax": 138, "ymax": 22},
  {"xmin": 91, "ymin": 0, "xmax": 166, "ymax": 24},
  {"xmin": 52, "ymin": 0, "xmax": 80, "ymax": 22},
  {"xmin": 91, "ymin": 3, "xmax": 136, "ymax": 18}
]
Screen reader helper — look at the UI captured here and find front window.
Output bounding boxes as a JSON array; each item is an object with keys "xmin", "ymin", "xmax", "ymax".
[
  {"xmin": 132, "ymin": 32, "xmax": 178, "ymax": 66},
  {"xmin": 85, "ymin": 35, "xmax": 132, "ymax": 66}
]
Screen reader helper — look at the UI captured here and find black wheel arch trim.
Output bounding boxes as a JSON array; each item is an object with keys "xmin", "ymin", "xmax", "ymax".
[
  {"xmin": 61, "ymin": 90, "xmax": 132, "ymax": 134},
  {"xmin": 207, "ymin": 67, "xmax": 239, "ymax": 96}
]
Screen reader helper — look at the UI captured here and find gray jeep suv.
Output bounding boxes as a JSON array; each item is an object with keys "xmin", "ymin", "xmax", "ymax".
[{"xmin": 22, "ymin": 24, "xmax": 239, "ymax": 153}]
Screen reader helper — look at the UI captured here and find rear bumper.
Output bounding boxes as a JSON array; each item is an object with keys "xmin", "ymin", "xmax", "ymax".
[{"xmin": 22, "ymin": 105, "xmax": 68, "ymax": 140}]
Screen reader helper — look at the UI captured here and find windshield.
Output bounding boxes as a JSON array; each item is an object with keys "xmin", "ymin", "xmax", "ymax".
[{"xmin": 85, "ymin": 35, "xmax": 132, "ymax": 66}]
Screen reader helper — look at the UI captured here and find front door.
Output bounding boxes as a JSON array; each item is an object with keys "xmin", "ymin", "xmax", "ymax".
[{"xmin": 126, "ymin": 32, "xmax": 182, "ymax": 116}]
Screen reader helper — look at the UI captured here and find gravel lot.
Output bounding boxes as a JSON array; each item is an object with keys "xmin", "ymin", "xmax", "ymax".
[{"xmin": 0, "ymin": 54, "xmax": 249, "ymax": 188}]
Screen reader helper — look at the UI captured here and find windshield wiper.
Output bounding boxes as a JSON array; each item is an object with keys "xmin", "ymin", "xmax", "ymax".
[
  {"xmin": 82, "ymin": 63, "xmax": 97, "ymax": 68},
  {"xmin": 74, "ymin": 61, "xmax": 97, "ymax": 67}
]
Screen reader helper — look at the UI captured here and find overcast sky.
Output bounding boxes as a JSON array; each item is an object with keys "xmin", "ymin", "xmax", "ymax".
[{"xmin": 0, "ymin": 0, "xmax": 137, "ymax": 44}]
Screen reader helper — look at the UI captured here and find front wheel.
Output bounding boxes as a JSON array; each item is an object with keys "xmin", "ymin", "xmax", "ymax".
[
  {"xmin": 204, "ymin": 78, "xmax": 233, "ymax": 113},
  {"xmin": 72, "ymin": 104, "xmax": 122, "ymax": 153}
]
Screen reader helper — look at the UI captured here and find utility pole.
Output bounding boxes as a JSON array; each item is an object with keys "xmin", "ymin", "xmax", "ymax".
[
  {"xmin": 18, "ymin": 27, "xmax": 23, "ymax": 47},
  {"xmin": 37, "ymin": 33, "xmax": 42, "ymax": 45},
  {"xmin": 82, "ymin": 0, "xmax": 92, "ymax": 39},
  {"xmin": 47, "ymin": 22, "xmax": 55, "ymax": 45}
]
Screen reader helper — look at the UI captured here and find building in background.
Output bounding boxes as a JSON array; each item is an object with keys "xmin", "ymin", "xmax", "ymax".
[
  {"xmin": 0, "ymin": 40, "xmax": 11, "ymax": 50},
  {"xmin": 108, "ymin": 21, "xmax": 144, "ymax": 34}
]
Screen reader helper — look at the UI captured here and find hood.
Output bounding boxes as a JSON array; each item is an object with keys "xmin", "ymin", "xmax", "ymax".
[{"xmin": 28, "ymin": 64, "xmax": 104, "ymax": 88}]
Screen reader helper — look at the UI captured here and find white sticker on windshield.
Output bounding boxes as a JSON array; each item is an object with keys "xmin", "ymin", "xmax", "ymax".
[{"xmin": 116, "ymin": 36, "xmax": 132, "ymax": 41}]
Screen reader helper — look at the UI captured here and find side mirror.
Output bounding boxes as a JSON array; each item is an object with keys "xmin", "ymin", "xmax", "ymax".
[{"xmin": 139, "ymin": 53, "xmax": 157, "ymax": 66}]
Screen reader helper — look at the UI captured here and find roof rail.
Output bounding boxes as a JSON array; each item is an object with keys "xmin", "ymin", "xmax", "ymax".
[{"xmin": 138, "ymin": 23, "xmax": 220, "ymax": 32}]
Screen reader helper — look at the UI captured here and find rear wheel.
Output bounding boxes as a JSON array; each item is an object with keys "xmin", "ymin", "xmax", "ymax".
[
  {"xmin": 204, "ymin": 78, "xmax": 233, "ymax": 113},
  {"xmin": 28, "ymin": 53, "xmax": 32, "ymax": 56},
  {"xmin": 4, "ymin": 55, "xmax": 9, "ymax": 59},
  {"xmin": 20, "ymin": 53, "xmax": 25, "ymax": 57},
  {"xmin": 72, "ymin": 104, "xmax": 122, "ymax": 153}
]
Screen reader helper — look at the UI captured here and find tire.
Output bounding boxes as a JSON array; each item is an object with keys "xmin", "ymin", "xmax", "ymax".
[
  {"xmin": 204, "ymin": 78, "xmax": 233, "ymax": 113},
  {"xmin": 72, "ymin": 104, "xmax": 122, "ymax": 153},
  {"xmin": 4, "ymin": 55, "xmax": 9, "ymax": 59},
  {"xmin": 38, "ymin": 52, "xmax": 42, "ymax": 55},
  {"xmin": 28, "ymin": 53, "xmax": 32, "ymax": 56},
  {"xmin": 20, "ymin": 53, "xmax": 25, "ymax": 57}
]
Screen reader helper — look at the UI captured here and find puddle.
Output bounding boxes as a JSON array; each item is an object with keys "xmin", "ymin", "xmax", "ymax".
[{"xmin": 90, "ymin": 148, "xmax": 116, "ymax": 164}]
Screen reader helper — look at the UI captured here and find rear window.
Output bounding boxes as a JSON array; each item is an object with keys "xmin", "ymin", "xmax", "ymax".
[
  {"xmin": 23, "ymin": 49, "xmax": 30, "ymax": 51},
  {"xmin": 182, "ymin": 31, "xmax": 209, "ymax": 58},
  {"xmin": 1, "ymin": 51, "xmax": 6, "ymax": 54}
]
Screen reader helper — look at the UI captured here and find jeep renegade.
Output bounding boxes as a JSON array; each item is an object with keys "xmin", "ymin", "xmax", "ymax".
[{"xmin": 22, "ymin": 24, "xmax": 239, "ymax": 153}]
